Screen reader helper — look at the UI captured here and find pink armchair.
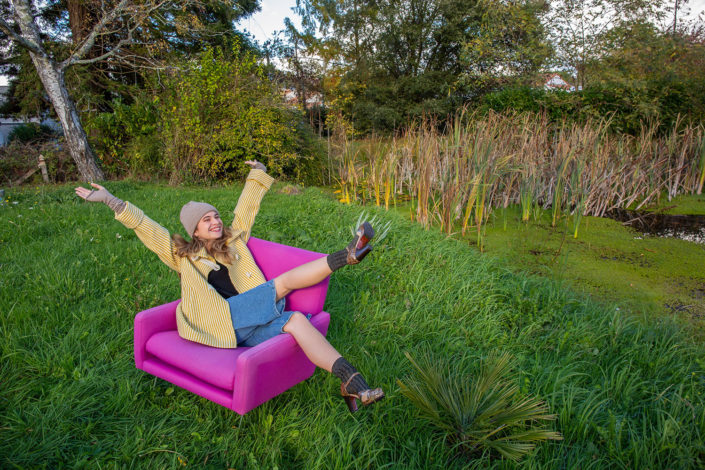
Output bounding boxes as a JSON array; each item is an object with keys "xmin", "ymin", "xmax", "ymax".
[{"xmin": 134, "ymin": 237, "xmax": 331, "ymax": 414}]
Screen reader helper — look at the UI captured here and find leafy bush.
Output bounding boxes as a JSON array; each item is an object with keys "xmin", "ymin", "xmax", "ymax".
[
  {"xmin": 481, "ymin": 81, "xmax": 703, "ymax": 135},
  {"xmin": 159, "ymin": 43, "xmax": 325, "ymax": 184},
  {"xmin": 85, "ymin": 98, "xmax": 161, "ymax": 178},
  {"xmin": 398, "ymin": 351, "xmax": 562, "ymax": 462},
  {"xmin": 84, "ymin": 44, "xmax": 327, "ymax": 184},
  {"xmin": 7, "ymin": 122, "xmax": 58, "ymax": 144}
]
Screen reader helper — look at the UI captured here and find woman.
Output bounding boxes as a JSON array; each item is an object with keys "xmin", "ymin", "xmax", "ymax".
[{"xmin": 75, "ymin": 160, "xmax": 384, "ymax": 413}]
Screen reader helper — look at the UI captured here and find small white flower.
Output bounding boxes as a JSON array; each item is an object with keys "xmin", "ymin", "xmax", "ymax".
[
  {"xmin": 12, "ymin": 201, "xmax": 18, "ymax": 205},
  {"xmin": 116, "ymin": 233, "xmax": 122, "ymax": 239}
]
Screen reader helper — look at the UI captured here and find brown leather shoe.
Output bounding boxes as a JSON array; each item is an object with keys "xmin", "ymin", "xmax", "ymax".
[
  {"xmin": 340, "ymin": 373, "xmax": 385, "ymax": 413},
  {"xmin": 346, "ymin": 222, "xmax": 375, "ymax": 264}
]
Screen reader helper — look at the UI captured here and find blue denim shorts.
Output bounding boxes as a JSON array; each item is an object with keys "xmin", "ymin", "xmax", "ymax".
[{"xmin": 227, "ymin": 279, "xmax": 309, "ymax": 347}]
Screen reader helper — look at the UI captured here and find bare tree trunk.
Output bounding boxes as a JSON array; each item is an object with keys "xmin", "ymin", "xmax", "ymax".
[
  {"xmin": 9, "ymin": 0, "xmax": 104, "ymax": 181},
  {"xmin": 30, "ymin": 54, "xmax": 105, "ymax": 181}
]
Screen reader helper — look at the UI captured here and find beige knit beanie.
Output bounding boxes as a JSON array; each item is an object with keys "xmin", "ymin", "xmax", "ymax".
[{"xmin": 180, "ymin": 201, "xmax": 219, "ymax": 237}]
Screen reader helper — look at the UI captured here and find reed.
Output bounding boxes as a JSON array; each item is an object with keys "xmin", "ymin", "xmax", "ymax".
[{"xmin": 332, "ymin": 110, "xmax": 705, "ymax": 239}]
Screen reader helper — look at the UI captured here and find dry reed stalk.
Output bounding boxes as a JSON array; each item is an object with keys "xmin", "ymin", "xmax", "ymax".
[{"xmin": 330, "ymin": 111, "xmax": 704, "ymax": 239}]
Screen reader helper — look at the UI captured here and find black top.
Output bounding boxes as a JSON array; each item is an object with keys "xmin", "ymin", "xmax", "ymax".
[{"xmin": 207, "ymin": 262, "xmax": 239, "ymax": 299}]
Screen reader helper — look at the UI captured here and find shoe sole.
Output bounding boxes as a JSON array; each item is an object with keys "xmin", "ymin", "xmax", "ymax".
[{"xmin": 357, "ymin": 221, "xmax": 375, "ymax": 249}]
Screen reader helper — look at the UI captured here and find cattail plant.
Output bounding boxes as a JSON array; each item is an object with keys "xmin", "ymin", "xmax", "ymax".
[{"xmin": 330, "ymin": 110, "xmax": 704, "ymax": 241}]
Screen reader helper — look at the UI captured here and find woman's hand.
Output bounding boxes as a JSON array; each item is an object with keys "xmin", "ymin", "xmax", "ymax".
[
  {"xmin": 75, "ymin": 183, "xmax": 126, "ymax": 214},
  {"xmin": 75, "ymin": 183, "xmax": 112, "ymax": 202},
  {"xmin": 244, "ymin": 160, "xmax": 267, "ymax": 172}
]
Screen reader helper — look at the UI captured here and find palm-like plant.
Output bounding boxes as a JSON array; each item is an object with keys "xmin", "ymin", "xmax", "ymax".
[{"xmin": 398, "ymin": 352, "xmax": 562, "ymax": 462}]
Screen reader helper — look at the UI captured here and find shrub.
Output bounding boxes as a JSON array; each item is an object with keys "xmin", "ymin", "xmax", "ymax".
[
  {"xmin": 85, "ymin": 97, "xmax": 161, "ymax": 178},
  {"xmin": 398, "ymin": 351, "xmax": 562, "ymax": 462},
  {"xmin": 7, "ymin": 122, "xmax": 58, "ymax": 144},
  {"xmin": 481, "ymin": 81, "xmax": 703, "ymax": 135},
  {"xmin": 159, "ymin": 42, "xmax": 325, "ymax": 184},
  {"xmin": 0, "ymin": 140, "xmax": 76, "ymax": 184}
]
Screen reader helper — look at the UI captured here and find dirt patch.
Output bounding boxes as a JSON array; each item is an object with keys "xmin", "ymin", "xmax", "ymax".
[
  {"xmin": 597, "ymin": 249, "xmax": 654, "ymax": 268},
  {"xmin": 279, "ymin": 185, "xmax": 303, "ymax": 195}
]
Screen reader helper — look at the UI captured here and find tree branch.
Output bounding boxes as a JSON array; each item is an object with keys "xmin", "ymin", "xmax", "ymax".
[
  {"xmin": 60, "ymin": 0, "xmax": 130, "ymax": 69},
  {"xmin": 60, "ymin": 0, "xmax": 176, "ymax": 70},
  {"xmin": 0, "ymin": 16, "xmax": 44, "ymax": 55}
]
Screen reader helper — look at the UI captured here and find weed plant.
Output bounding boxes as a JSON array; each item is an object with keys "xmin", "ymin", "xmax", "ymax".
[{"xmin": 1, "ymin": 183, "xmax": 704, "ymax": 468}]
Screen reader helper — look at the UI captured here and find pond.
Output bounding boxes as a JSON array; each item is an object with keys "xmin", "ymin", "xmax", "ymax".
[{"xmin": 605, "ymin": 208, "xmax": 705, "ymax": 244}]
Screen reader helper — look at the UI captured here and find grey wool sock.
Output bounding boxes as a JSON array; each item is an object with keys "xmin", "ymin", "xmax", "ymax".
[
  {"xmin": 326, "ymin": 249, "xmax": 348, "ymax": 272},
  {"xmin": 332, "ymin": 357, "xmax": 370, "ymax": 395}
]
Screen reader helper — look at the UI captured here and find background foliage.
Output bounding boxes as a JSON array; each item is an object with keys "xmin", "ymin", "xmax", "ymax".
[{"xmin": 84, "ymin": 44, "xmax": 327, "ymax": 184}]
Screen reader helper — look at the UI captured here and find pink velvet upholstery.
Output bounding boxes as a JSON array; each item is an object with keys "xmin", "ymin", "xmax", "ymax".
[{"xmin": 134, "ymin": 237, "xmax": 331, "ymax": 414}]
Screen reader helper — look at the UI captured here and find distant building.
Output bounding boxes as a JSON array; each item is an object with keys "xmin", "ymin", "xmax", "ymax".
[
  {"xmin": 542, "ymin": 73, "xmax": 580, "ymax": 92},
  {"xmin": 0, "ymin": 85, "xmax": 61, "ymax": 146},
  {"xmin": 280, "ymin": 88, "xmax": 325, "ymax": 108}
]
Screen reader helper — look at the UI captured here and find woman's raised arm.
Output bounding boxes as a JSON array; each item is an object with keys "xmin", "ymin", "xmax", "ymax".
[
  {"xmin": 231, "ymin": 160, "xmax": 275, "ymax": 243},
  {"xmin": 75, "ymin": 183, "xmax": 180, "ymax": 272}
]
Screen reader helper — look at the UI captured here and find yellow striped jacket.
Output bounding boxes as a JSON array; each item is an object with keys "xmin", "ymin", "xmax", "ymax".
[{"xmin": 115, "ymin": 169, "xmax": 275, "ymax": 348}]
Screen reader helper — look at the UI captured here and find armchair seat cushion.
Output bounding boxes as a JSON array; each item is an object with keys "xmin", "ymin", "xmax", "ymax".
[{"xmin": 146, "ymin": 331, "xmax": 245, "ymax": 391}]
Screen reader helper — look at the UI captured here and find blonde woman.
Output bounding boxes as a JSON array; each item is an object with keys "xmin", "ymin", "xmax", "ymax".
[{"xmin": 75, "ymin": 161, "xmax": 383, "ymax": 412}]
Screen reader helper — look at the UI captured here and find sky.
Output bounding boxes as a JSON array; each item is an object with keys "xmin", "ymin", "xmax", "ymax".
[
  {"xmin": 1, "ymin": 0, "xmax": 704, "ymax": 86},
  {"xmin": 236, "ymin": 0, "xmax": 301, "ymax": 45},
  {"xmin": 238, "ymin": 0, "xmax": 705, "ymax": 46}
]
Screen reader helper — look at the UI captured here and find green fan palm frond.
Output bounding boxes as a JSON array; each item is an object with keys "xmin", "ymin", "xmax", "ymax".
[
  {"xmin": 398, "ymin": 351, "xmax": 562, "ymax": 462},
  {"xmin": 351, "ymin": 211, "xmax": 392, "ymax": 244}
]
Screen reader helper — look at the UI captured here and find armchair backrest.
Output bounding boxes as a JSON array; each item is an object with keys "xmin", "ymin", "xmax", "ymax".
[{"xmin": 247, "ymin": 237, "xmax": 329, "ymax": 314}]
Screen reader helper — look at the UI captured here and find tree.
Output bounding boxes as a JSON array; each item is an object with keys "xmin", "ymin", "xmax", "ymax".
[
  {"xmin": 461, "ymin": 0, "xmax": 552, "ymax": 95},
  {"xmin": 290, "ymin": 0, "xmax": 552, "ymax": 132},
  {"xmin": 0, "ymin": 0, "xmax": 258, "ymax": 181},
  {"xmin": 544, "ymin": 0, "xmax": 666, "ymax": 89}
]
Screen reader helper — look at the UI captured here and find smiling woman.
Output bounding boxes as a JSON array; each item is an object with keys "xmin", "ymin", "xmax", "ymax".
[{"xmin": 74, "ymin": 159, "xmax": 384, "ymax": 412}]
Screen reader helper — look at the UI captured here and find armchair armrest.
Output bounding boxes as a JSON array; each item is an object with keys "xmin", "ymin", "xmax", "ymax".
[
  {"xmin": 248, "ymin": 237, "xmax": 329, "ymax": 313},
  {"xmin": 134, "ymin": 300, "xmax": 180, "ymax": 369}
]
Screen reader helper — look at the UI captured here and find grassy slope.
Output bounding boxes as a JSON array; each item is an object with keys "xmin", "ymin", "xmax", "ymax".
[{"xmin": 1, "ymin": 182, "xmax": 704, "ymax": 469}]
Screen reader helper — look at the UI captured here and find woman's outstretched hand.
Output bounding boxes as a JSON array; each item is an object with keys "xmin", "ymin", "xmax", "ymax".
[
  {"xmin": 75, "ymin": 183, "xmax": 112, "ymax": 202},
  {"xmin": 75, "ymin": 183, "xmax": 126, "ymax": 214},
  {"xmin": 244, "ymin": 160, "xmax": 266, "ymax": 172}
]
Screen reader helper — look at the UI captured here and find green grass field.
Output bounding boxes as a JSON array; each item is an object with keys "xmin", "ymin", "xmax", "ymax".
[{"xmin": 1, "ymin": 182, "xmax": 704, "ymax": 468}]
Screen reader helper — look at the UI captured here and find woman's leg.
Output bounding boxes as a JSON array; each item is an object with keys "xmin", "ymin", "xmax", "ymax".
[
  {"xmin": 272, "ymin": 221, "xmax": 376, "ymax": 301},
  {"xmin": 282, "ymin": 313, "xmax": 385, "ymax": 412},
  {"xmin": 273, "ymin": 257, "xmax": 332, "ymax": 301},
  {"xmin": 282, "ymin": 312, "xmax": 340, "ymax": 371}
]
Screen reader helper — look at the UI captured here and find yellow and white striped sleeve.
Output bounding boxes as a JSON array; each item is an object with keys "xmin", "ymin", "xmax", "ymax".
[
  {"xmin": 115, "ymin": 202, "xmax": 180, "ymax": 272},
  {"xmin": 232, "ymin": 169, "xmax": 274, "ymax": 243}
]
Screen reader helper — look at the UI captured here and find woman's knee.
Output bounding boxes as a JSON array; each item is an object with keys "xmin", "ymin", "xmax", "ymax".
[
  {"xmin": 273, "ymin": 276, "xmax": 291, "ymax": 300},
  {"xmin": 283, "ymin": 312, "xmax": 306, "ymax": 332}
]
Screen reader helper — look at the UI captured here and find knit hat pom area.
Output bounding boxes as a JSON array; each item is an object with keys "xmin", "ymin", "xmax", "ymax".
[{"xmin": 180, "ymin": 201, "xmax": 219, "ymax": 237}]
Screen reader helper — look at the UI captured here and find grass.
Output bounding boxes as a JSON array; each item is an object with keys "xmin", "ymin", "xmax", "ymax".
[
  {"xmin": 1, "ymin": 182, "xmax": 705, "ymax": 468},
  {"xmin": 640, "ymin": 194, "xmax": 705, "ymax": 215}
]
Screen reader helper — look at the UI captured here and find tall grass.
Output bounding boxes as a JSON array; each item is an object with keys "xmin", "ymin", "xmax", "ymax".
[{"xmin": 331, "ymin": 111, "xmax": 705, "ymax": 237}]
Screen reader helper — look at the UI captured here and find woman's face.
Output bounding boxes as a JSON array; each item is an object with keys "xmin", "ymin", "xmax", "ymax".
[{"xmin": 193, "ymin": 210, "xmax": 223, "ymax": 241}]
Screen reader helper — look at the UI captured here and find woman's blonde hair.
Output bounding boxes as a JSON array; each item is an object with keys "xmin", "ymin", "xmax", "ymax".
[{"xmin": 172, "ymin": 227, "xmax": 234, "ymax": 264}]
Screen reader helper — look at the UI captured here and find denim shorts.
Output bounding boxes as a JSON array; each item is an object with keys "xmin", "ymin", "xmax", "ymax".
[{"xmin": 227, "ymin": 279, "xmax": 309, "ymax": 347}]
